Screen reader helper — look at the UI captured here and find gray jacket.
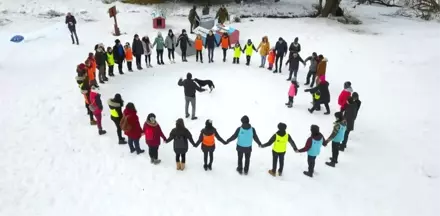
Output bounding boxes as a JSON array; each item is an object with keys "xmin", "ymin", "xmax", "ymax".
[
  {"xmin": 165, "ymin": 35, "xmax": 177, "ymax": 49},
  {"xmin": 305, "ymin": 56, "xmax": 318, "ymax": 72}
]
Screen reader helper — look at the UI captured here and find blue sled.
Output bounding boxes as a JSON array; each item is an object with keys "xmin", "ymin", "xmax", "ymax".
[{"xmin": 10, "ymin": 35, "xmax": 24, "ymax": 43}]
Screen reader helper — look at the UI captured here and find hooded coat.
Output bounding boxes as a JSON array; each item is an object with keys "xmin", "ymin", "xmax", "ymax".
[
  {"xmin": 141, "ymin": 37, "xmax": 153, "ymax": 55},
  {"xmin": 107, "ymin": 95, "xmax": 124, "ymax": 119},
  {"xmin": 113, "ymin": 41, "xmax": 125, "ymax": 62},
  {"xmin": 257, "ymin": 36, "xmax": 270, "ymax": 56},
  {"xmin": 132, "ymin": 37, "xmax": 144, "ymax": 56},
  {"xmin": 316, "ymin": 58, "xmax": 328, "ymax": 76},
  {"xmin": 153, "ymin": 33, "xmax": 165, "ymax": 50},
  {"xmin": 285, "ymin": 53, "xmax": 305, "ymax": 72},
  {"xmin": 166, "ymin": 125, "xmax": 195, "ymax": 154},
  {"xmin": 123, "ymin": 107, "xmax": 143, "ymax": 139},
  {"xmin": 143, "ymin": 120, "xmax": 166, "ymax": 147},
  {"xmin": 306, "ymin": 80, "xmax": 331, "ymax": 103}
]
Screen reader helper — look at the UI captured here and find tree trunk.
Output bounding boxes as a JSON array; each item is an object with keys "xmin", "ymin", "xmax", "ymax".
[{"xmin": 321, "ymin": 0, "xmax": 341, "ymax": 17}]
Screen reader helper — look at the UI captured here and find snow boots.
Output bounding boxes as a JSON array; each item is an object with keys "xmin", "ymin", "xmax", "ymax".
[
  {"xmin": 118, "ymin": 138, "xmax": 127, "ymax": 145},
  {"xmin": 98, "ymin": 129, "xmax": 106, "ymax": 135},
  {"xmin": 151, "ymin": 158, "xmax": 161, "ymax": 165},
  {"xmin": 176, "ymin": 162, "xmax": 185, "ymax": 171},
  {"xmin": 90, "ymin": 120, "xmax": 97, "ymax": 125},
  {"xmin": 268, "ymin": 170, "xmax": 282, "ymax": 177}
]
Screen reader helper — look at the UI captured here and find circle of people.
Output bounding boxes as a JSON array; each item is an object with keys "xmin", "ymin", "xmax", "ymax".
[{"xmin": 74, "ymin": 27, "xmax": 363, "ymax": 178}]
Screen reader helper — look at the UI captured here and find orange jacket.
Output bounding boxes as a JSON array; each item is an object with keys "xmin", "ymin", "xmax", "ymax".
[
  {"xmin": 268, "ymin": 50, "xmax": 275, "ymax": 64},
  {"xmin": 316, "ymin": 58, "xmax": 327, "ymax": 76},
  {"xmin": 125, "ymin": 48, "xmax": 133, "ymax": 61},
  {"xmin": 87, "ymin": 66, "xmax": 95, "ymax": 81},
  {"xmin": 194, "ymin": 39, "xmax": 203, "ymax": 51},
  {"xmin": 221, "ymin": 36, "xmax": 230, "ymax": 49}
]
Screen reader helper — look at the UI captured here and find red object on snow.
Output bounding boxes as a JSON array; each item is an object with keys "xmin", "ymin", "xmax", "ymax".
[{"xmin": 153, "ymin": 16, "xmax": 166, "ymax": 29}]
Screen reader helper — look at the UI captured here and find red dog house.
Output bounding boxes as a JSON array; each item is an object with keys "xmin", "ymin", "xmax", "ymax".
[
  {"xmin": 152, "ymin": 11, "xmax": 166, "ymax": 29},
  {"xmin": 213, "ymin": 24, "xmax": 239, "ymax": 45}
]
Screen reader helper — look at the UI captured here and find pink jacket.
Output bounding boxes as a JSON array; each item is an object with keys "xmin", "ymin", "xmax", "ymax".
[{"xmin": 288, "ymin": 84, "xmax": 296, "ymax": 97}]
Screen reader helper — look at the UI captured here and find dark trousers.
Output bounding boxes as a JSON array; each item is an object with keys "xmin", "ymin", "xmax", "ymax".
[
  {"xmin": 181, "ymin": 48, "xmax": 187, "ymax": 60},
  {"xmin": 307, "ymin": 155, "xmax": 316, "ymax": 174},
  {"xmin": 246, "ymin": 55, "xmax": 251, "ymax": 65},
  {"xmin": 208, "ymin": 48, "xmax": 214, "ymax": 61},
  {"xmin": 341, "ymin": 130, "xmax": 351, "ymax": 150},
  {"xmin": 275, "ymin": 55, "xmax": 284, "ymax": 71},
  {"xmin": 117, "ymin": 59, "xmax": 123, "ymax": 73},
  {"xmin": 156, "ymin": 49, "xmax": 164, "ymax": 63},
  {"xmin": 127, "ymin": 61, "xmax": 133, "ymax": 71},
  {"xmin": 203, "ymin": 149, "xmax": 214, "ymax": 166},
  {"xmin": 237, "ymin": 151, "xmax": 251, "ymax": 172},
  {"xmin": 331, "ymin": 142, "xmax": 340, "ymax": 163},
  {"xmin": 86, "ymin": 103, "xmax": 94, "ymax": 121},
  {"xmin": 108, "ymin": 65, "xmax": 114, "ymax": 76},
  {"xmin": 128, "ymin": 138, "xmax": 141, "ymax": 153},
  {"xmin": 111, "ymin": 117, "xmax": 123, "ymax": 140},
  {"xmin": 271, "ymin": 151, "xmax": 286, "ymax": 173},
  {"xmin": 168, "ymin": 48, "xmax": 175, "ymax": 60},
  {"xmin": 311, "ymin": 102, "xmax": 330, "ymax": 113},
  {"xmin": 135, "ymin": 54, "xmax": 142, "ymax": 68},
  {"xmin": 176, "ymin": 153, "xmax": 186, "ymax": 163},
  {"xmin": 222, "ymin": 48, "xmax": 227, "ymax": 61},
  {"xmin": 196, "ymin": 50, "xmax": 203, "ymax": 62},
  {"xmin": 288, "ymin": 96, "xmax": 293, "ymax": 104},
  {"xmin": 148, "ymin": 146, "xmax": 159, "ymax": 160},
  {"xmin": 233, "ymin": 57, "xmax": 240, "ymax": 64},
  {"xmin": 98, "ymin": 65, "xmax": 106, "ymax": 82},
  {"xmin": 69, "ymin": 28, "xmax": 79, "ymax": 44},
  {"xmin": 145, "ymin": 54, "xmax": 151, "ymax": 65},
  {"xmin": 288, "ymin": 68, "xmax": 298, "ymax": 79},
  {"xmin": 306, "ymin": 70, "xmax": 316, "ymax": 86}
]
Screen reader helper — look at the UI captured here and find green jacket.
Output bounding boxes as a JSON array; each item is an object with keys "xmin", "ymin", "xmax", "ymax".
[{"xmin": 153, "ymin": 36, "xmax": 165, "ymax": 50}]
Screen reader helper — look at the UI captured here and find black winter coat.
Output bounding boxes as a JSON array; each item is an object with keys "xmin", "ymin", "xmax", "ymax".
[
  {"xmin": 113, "ymin": 44, "xmax": 125, "ymax": 62},
  {"xmin": 275, "ymin": 40, "xmax": 288, "ymax": 56},
  {"xmin": 65, "ymin": 15, "xmax": 76, "ymax": 31},
  {"xmin": 178, "ymin": 78, "xmax": 205, "ymax": 98},
  {"xmin": 286, "ymin": 55, "xmax": 305, "ymax": 72},
  {"xmin": 166, "ymin": 127, "xmax": 195, "ymax": 154},
  {"xmin": 176, "ymin": 34, "xmax": 192, "ymax": 51},
  {"xmin": 289, "ymin": 43, "xmax": 301, "ymax": 53},
  {"xmin": 132, "ymin": 39, "xmax": 144, "ymax": 56},
  {"xmin": 95, "ymin": 50, "xmax": 106, "ymax": 67},
  {"xmin": 344, "ymin": 103, "xmax": 357, "ymax": 131},
  {"xmin": 306, "ymin": 81, "xmax": 331, "ymax": 103},
  {"xmin": 205, "ymin": 34, "xmax": 219, "ymax": 49}
]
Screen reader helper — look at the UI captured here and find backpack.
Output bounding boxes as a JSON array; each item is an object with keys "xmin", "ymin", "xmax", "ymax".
[
  {"xmin": 120, "ymin": 115, "xmax": 132, "ymax": 132},
  {"xmin": 145, "ymin": 125, "xmax": 154, "ymax": 141}
]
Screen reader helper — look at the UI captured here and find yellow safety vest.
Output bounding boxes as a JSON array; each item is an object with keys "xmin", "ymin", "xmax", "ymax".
[
  {"xmin": 245, "ymin": 44, "xmax": 254, "ymax": 56},
  {"xmin": 110, "ymin": 109, "xmax": 119, "ymax": 117},
  {"xmin": 233, "ymin": 46, "xmax": 241, "ymax": 58},
  {"xmin": 273, "ymin": 133, "xmax": 289, "ymax": 153},
  {"xmin": 314, "ymin": 92, "xmax": 320, "ymax": 100},
  {"xmin": 107, "ymin": 53, "xmax": 115, "ymax": 66}
]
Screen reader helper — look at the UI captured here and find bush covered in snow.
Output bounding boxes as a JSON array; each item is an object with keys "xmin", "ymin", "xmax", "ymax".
[{"xmin": 38, "ymin": 9, "xmax": 64, "ymax": 18}]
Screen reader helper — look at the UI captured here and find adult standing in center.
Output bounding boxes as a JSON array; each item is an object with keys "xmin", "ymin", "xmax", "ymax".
[
  {"xmin": 132, "ymin": 34, "xmax": 144, "ymax": 70},
  {"xmin": 178, "ymin": 73, "xmax": 206, "ymax": 120},
  {"xmin": 274, "ymin": 37, "xmax": 288, "ymax": 73}
]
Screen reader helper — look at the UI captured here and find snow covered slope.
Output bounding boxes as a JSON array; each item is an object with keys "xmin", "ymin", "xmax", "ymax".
[{"xmin": 0, "ymin": 1, "xmax": 439, "ymax": 216}]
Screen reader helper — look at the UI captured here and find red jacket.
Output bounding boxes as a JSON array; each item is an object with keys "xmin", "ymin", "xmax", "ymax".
[
  {"xmin": 143, "ymin": 121, "xmax": 166, "ymax": 147},
  {"xmin": 338, "ymin": 88, "xmax": 352, "ymax": 110},
  {"xmin": 123, "ymin": 107, "xmax": 143, "ymax": 139}
]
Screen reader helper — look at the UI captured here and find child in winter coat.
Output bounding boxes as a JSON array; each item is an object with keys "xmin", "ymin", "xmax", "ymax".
[
  {"xmin": 122, "ymin": 103, "xmax": 145, "ymax": 154},
  {"xmin": 260, "ymin": 122, "xmax": 298, "ymax": 177},
  {"xmin": 153, "ymin": 32, "xmax": 165, "ymax": 65},
  {"xmin": 338, "ymin": 81, "xmax": 353, "ymax": 112},
  {"xmin": 166, "ymin": 118, "xmax": 196, "ymax": 171},
  {"xmin": 79, "ymin": 76, "xmax": 96, "ymax": 125},
  {"xmin": 232, "ymin": 43, "xmax": 242, "ymax": 64},
  {"xmin": 267, "ymin": 48, "xmax": 276, "ymax": 70},
  {"xmin": 323, "ymin": 112, "xmax": 347, "ymax": 167},
  {"xmin": 242, "ymin": 39, "xmax": 257, "ymax": 66},
  {"xmin": 143, "ymin": 113, "xmax": 167, "ymax": 164},
  {"xmin": 165, "ymin": 29, "xmax": 177, "ymax": 63},
  {"xmin": 225, "ymin": 115, "xmax": 262, "ymax": 175},
  {"xmin": 106, "ymin": 47, "xmax": 115, "ymax": 76},
  {"xmin": 85, "ymin": 58, "xmax": 98, "ymax": 89},
  {"xmin": 285, "ymin": 52, "xmax": 305, "ymax": 81},
  {"xmin": 76, "ymin": 63, "xmax": 86, "ymax": 85},
  {"xmin": 220, "ymin": 32, "xmax": 231, "ymax": 62},
  {"xmin": 194, "ymin": 34, "xmax": 204, "ymax": 63},
  {"xmin": 257, "ymin": 36, "xmax": 270, "ymax": 68},
  {"xmin": 286, "ymin": 78, "xmax": 299, "ymax": 108},
  {"xmin": 194, "ymin": 119, "xmax": 226, "ymax": 171},
  {"xmin": 297, "ymin": 124, "xmax": 325, "ymax": 178},
  {"xmin": 142, "ymin": 36, "xmax": 153, "ymax": 67},
  {"xmin": 107, "ymin": 93, "xmax": 126, "ymax": 144},
  {"xmin": 88, "ymin": 88, "xmax": 106, "ymax": 135},
  {"xmin": 124, "ymin": 43, "xmax": 133, "ymax": 72}
]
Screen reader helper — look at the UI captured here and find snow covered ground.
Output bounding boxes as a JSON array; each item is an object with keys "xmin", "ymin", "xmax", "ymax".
[{"xmin": 0, "ymin": 0, "xmax": 439, "ymax": 216}]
